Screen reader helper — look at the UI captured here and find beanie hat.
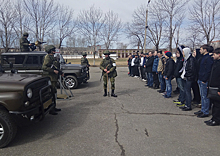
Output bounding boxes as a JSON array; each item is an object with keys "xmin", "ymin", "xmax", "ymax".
[{"xmin": 165, "ymin": 52, "xmax": 172, "ymax": 57}]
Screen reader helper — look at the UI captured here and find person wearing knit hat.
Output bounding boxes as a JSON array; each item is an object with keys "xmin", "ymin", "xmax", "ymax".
[{"xmin": 163, "ymin": 51, "xmax": 175, "ymax": 98}]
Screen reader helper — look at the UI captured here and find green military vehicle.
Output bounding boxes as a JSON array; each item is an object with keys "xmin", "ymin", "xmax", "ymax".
[
  {"xmin": 0, "ymin": 65, "xmax": 55, "ymax": 148},
  {"xmin": 1, "ymin": 51, "xmax": 89, "ymax": 89}
]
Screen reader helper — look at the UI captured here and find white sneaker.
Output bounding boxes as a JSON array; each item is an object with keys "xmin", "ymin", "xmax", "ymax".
[
  {"xmin": 142, "ymin": 79, "xmax": 146, "ymax": 81},
  {"xmin": 134, "ymin": 76, "xmax": 138, "ymax": 78}
]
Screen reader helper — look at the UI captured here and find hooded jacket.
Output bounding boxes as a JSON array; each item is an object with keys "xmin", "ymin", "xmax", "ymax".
[
  {"xmin": 174, "ymin": 49, "xmax": 184, "ymax": 78},
  {"xmin": 181, "ymin": 48, "xmax": 197, "ymax": 81}
]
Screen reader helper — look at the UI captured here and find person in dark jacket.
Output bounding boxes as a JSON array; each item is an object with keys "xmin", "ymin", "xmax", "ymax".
[
  {"xmin": 173, "ymin": 45, "xmax": 185, "ymax": 106},
  {"xmin": 140, "ymin": 52, "xmax": 146, "ymax": 81},
  {"xmin": 191, "ymin": 49, "xmax": 201, "ymax": 106},
  {"xmin": 144, "ymin": 51, "xmax": 154, "ymax": 87},
  {"xmin": 180, "ymin": 48, "xmax": 197, "ymax": 111},
  {"xmin": 205, "ymin": 48, "xmax": 220, "ymax": 126},
  {"xmin": 133, "ymin": 54, "xmax": 140, "ymax": 77},
  {"xmin": 194, "ymin": 44, "xmax": 214, "ymax": 118},
  {"xmin": 163, "ymin": 51, "xmax": 174, "ymax": 98},
  {"xmin": 152, "ymin": 51, "xmax": 160, "ymax": 89},
  {"xmin": 127, "ymin": 55, "xmax": 132, "ymax": 76}
]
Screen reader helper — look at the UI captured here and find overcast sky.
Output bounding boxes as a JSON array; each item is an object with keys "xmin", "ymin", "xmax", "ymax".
[{"xmin": 53, "ymin": 0, "xmax": 148, "ymax": 23}]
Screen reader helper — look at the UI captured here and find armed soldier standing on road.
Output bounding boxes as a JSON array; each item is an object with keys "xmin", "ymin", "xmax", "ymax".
[
  {"xmin": 100, "ymin": 50, "xmax": 117, "ymax": 97},
  {"xmin": 42, "ymin": 45, "xmax": 63, "ymax": 115},
  {"xmin": 20, "ymin": 32, "xmax": 32, "ymax": 52},
  {"xmin": 81, "ymin": 52, "xmax": 90, "ymax": 67},
  {"xmin": 81, "ymin": 52, "xmax": 90, "ymax": 82}
]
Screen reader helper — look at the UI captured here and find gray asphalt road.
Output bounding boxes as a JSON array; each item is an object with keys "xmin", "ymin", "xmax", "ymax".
[{"xmin": 1, "ymin": 67, "xmax": 220, "ymax": 156}]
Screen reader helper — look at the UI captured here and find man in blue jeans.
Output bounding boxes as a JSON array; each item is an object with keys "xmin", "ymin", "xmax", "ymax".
[
  {"xmin": 163, "ymin": 51, "xmax": 174, "ymax": 98},
  {"xmin": 144, "ymin": 51, "xmax": 154, "ymax": 87},
  {"xmin": 180, "ymin": 48, "xmax": 197, "ymax": 111},
  {"xmin": 194, "ymin": 44, "xmax": 213, "ymax": 118}
]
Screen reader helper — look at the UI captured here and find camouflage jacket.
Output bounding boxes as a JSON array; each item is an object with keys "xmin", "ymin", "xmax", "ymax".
[
  {"xmin": 81, "ymin": 57, "xmax": 90, "ymax": 66},
  {"xmin": 100, "ymin": 57, "xmax": 117, "ymax": 78},
  {"xmin": 42, "ymin": 54, "xmax": 60, "ymax": 81},
  {"xmin": 20, "ymin": 37, "xmax": 30, "ymax": 52}
]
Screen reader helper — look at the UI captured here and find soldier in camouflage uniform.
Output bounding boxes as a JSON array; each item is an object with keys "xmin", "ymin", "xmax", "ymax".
[
  {"xmin": 42, "ymin": 45, "xmax": 63, "ymax": 115},
  {"xmin": 81, "ymin": 52, "xmax": 90, "ymax": 67},
  {"xmin": 20, "ymin": 32, "xmax": 31, "ymax": 52},
  {"xmin": 81, "ymin": 52, "xmax": 90, "ymax": 82},
  {"xmin": 100, "ymin": 50, "xmax": 117, "ymax": 97}
]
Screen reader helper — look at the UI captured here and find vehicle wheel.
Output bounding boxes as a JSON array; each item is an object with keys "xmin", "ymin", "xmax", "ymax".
[
  {"xmin": 63, "ymin": 75, "xmax": 78, "ymax": 89},
  {"xmin": 0, "ymin": 110, "xmax": 17, "ymax": 148}
]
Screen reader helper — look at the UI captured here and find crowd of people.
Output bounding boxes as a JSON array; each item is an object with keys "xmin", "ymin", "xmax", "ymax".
[{"xmin": 127, "ymin": 45, "xmax": 220, "ymax": 126}]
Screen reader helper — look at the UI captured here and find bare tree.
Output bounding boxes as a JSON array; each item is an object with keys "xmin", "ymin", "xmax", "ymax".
[
  {"xmin": 125, "ymin": 5, "xmax": 147, "ymax": 50},
  {"xmin": 23, "ymin": 0, "xmax": 58, "ymax": 41},
  {"xmin": 190, "ymin": 0, "xmax": 220, "ymax": 45},
  {"xmin": 77, "ymin": 5, "xmax": 105, "ymax": 65},
  {"xmin": 155, "ymin": 0, "xmax": 189, "ymax": 52},
  {"xmin": 55, "ymin": 5, "xmax": 76, "ymax": 49},
  {"xmin": 147, "ymin": 2, "xmax": 167, "ymax": 51},
  {"xmin": 0, "ymin": 0, "xmax": 17, "ymax": 52},
  {"xmin": 100, "ymin": 10, "xmax": 122, "ymax": 49}
]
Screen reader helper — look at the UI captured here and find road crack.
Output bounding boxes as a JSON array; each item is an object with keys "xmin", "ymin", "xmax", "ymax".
[{"xmin": 114, "ymin": 113, "xmax": 126, "ymax": 156}]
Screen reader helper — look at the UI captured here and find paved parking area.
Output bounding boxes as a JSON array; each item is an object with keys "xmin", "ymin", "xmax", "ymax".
[{"xmin": 1, "ymin": 67, "xmax": 220, "ymax": 156}]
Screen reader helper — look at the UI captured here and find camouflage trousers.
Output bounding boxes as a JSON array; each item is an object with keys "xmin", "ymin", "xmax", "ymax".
[
  {"xmin": 51, "ymin": 81, "xmax": 57, "ymax": 93},
  {"xmin": 103, "ymin": 75, "xmax": 115, "ymax": 89}
]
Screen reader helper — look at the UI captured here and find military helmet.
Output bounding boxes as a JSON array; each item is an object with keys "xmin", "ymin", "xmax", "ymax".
[
  {"xmin": 23, "ymin": 32, "xmax": 29, "ymax": 37},
  {"xmin": 82, "ymin": 52, "xmax": 87, "ymax": 56},
  {"xmin": 45, "ymin": 45, "xmax": 56, "ymax": 53},
  {"xmin": 103, "ymin": 50, "xmax": 110, "ymax": 55}
]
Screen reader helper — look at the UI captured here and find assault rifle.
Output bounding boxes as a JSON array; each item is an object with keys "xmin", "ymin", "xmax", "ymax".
[{"xmin": 51, "ymin": 64, "xmax": 64, "ymax": 76}]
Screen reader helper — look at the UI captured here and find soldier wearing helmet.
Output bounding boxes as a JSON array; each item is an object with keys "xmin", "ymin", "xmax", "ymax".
[
  {"xmin": 100, "ymin": 50, "xmax": 117, "ymax": 97},
  {"xmin": 81, "ymin": 52, "xmax": 90, "ymax": 83},
  {"xmin": 20, "ymin": 32, "xmax": 32, "ymax": 52},
  {"xmin": 42, "ymin": 45, "xmax": 63, "ymax": 115},
  {"xmin": 81, "ymin": 52, "xmax": 90, "ymax": 67}
]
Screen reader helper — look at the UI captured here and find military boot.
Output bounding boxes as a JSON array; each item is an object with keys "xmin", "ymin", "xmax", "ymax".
[
  {"xmin": 111, "ymin": 89, "xmax": 117, "ymax": 97},
  {"xmin": 103, "ymin": 89, "xmax": 107, "ymax": 96}
]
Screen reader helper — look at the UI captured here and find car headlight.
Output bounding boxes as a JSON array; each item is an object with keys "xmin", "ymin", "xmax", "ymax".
[
  {"xmin": 48, "ymin": 80, "xmax": 51, "ymax": 85},
  {"xmin": 27, "ymin": 88, "xmax": 33, "ymax": 99}
]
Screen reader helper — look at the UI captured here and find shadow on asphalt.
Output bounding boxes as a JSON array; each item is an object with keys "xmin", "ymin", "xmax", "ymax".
[{"xmin": 9, "ymin": 99, "xmax": 101, "ymax": 148}]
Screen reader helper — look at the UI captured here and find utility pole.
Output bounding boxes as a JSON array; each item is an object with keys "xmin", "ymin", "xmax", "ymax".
[{"xmin": 143, "ymin": 0, "xmax": 151, "ymax": 53}]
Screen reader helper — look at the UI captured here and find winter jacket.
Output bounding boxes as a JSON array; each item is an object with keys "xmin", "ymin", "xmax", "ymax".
[
  {"xmin": 209, "ymin": 59, "xmax": 220, "ymax": 92},
  {"xmin": 128, "ymin": 58, "xmax": 132, "ymax": 66},
  {"xmin": 174, "ymin": 56, "xmax": 184, "ymax": 78},
  {"xmin": 198, "ymin": 53, "xmax": 213, "ymax": 83},
  {"xmin": 145, "ymin": 56, "xmax": 154, "ymax": 73},
  {"xmin": 184, "ymin": 55, "xmax": 197, "ymax": 81},
  {"xmin": 152, "ymin": 56, "xmax": 159, "ymax": 72},
  {"xmin": 134, "ymin": 57, "xmax": 140, "ymax": 66},
  {"xmin": 163, "ymin": 57, "xmax": 175, "ymax": 79}
]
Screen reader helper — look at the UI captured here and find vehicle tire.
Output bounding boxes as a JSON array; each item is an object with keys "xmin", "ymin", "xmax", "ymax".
[
  {"xmin": 63, "ymin": 75, "xmax": 78, "ymax": 89},
  {"xmin": 0, "ymin": 110, "xmax": 17, "ymax": 148}
]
